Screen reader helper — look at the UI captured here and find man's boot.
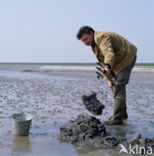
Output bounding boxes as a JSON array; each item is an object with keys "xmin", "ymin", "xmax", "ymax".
[
  {"xmin": 104, "ymin": 99, "xmax": 125, "ymax": 125},
  {"xmin": 108, "ymin": 99, "xmax": 128, "ymax": 120},
  {"xmin": 108, "ymin": 113, "xmax": 127, "ymax": 120},
  {"xmin": 122, "ymin": 101, "xmax": 128, "ymax": 120}
]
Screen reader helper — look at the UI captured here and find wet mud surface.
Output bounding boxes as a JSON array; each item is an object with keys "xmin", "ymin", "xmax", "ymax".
[{"xmin": 0, "ymin": 65, "xmax": 154, "ymax": 156}]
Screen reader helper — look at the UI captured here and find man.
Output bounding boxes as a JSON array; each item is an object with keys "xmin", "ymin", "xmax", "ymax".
[{"xmin": 77, "ymin": 26, "xmax": 137, "ymax": 125}]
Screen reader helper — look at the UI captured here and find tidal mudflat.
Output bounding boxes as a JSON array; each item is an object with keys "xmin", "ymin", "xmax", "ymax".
[{"xmin": 0, "ymin": 65, "xmax": 154, "ymax": 156}]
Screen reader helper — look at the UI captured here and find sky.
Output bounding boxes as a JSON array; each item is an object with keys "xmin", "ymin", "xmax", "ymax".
[{"xmin": 0, "ymin": 0, "xmax": 153, "ymax": 63}]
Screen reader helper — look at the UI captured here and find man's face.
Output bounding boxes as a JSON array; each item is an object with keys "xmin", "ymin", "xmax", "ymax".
[{"xmin": 81, "ymin": 32, "xmax": 94, "ymax": 46}]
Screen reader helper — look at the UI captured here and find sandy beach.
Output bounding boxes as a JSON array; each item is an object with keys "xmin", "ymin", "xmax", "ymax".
[{"xmin": 0, "ymin": 65, "xmax": 154, "ymax": 156}]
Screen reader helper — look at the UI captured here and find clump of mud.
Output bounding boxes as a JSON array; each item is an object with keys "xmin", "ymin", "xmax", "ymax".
[
  {"xmin": 59, "ymin": 114, "xmax": 154, "ymax": 151},
  {"xmin": 59, "ymin": 114, "xmax": 124, "ymax": 147},
  {"xmin": 126, "ymin": 133, "xmax": 154, "ymax": 153},
  {"xmin": 81, "ymin": 92, "xmax": 105, "ymax": 115}
]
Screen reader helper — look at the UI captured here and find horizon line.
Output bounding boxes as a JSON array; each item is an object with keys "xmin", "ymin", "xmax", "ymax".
[{"xmin": 0, "ymin": 62, "xmax": 154, "ymax": 66}]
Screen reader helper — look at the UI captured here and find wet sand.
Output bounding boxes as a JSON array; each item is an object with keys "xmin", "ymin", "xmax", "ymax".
[{"xmin": 0, "ymin": 65, "xmax": 154, "ymax": 156}]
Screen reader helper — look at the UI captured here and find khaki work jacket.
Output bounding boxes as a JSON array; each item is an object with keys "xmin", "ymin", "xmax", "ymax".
[{"xmin": 91, "ymin": 31, "xmax": 137, "ymax": 76}]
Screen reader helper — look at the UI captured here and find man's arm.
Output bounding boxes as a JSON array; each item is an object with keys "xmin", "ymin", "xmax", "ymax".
[
  {"xmin": 99, "ymin": 35, "xmax": 115, "ymax": 69},
  {"xmin": 98, "ymin": 36, "xmax": 115, "ymax": 88}
]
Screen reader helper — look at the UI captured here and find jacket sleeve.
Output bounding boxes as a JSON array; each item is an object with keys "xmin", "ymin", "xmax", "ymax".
[{"xmin": 98, "ymin": 35, "xmax": 115, "ymax": 68}]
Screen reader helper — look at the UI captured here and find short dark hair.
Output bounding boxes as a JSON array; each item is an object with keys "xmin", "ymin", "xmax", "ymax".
[{"xmin": 77, "ymin": 26, "xmax": 94, "ymax": 40}]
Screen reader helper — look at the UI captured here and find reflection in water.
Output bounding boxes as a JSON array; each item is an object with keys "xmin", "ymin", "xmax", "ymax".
[
  {"xmin": 12, "ymin": 136, "xmax": 32, "ymax": 153},
  {"xmin": 105, "ymin": 122, "xmax": 136, "ymax": 138},
  {"xmin": 73, "ymin": 144, "xmax": 121, "ymax": 156}
]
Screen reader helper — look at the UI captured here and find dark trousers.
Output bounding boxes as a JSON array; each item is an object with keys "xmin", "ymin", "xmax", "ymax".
[{"xmin": 112, "ymin": 56, "xmax": 137, "ymax": 120}]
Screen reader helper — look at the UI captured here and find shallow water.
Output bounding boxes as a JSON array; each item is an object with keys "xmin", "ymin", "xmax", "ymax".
[{"xmin": 0, "ymin": 65, "xmax": 154, "ymax": 156}]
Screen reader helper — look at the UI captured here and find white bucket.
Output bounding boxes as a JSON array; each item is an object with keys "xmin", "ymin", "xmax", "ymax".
[{"xmin": 12, "ymin": 113, "xmax": 32, "ymax": 136}]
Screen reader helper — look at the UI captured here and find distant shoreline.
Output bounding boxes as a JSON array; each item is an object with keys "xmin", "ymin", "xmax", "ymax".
[{"xmin": 0, "ymin": 62, "xmax": 154, "ymax": 66}]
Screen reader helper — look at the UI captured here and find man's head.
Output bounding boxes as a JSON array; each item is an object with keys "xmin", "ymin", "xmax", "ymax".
[{"xmin": 77, "ymin": 26, "xmax": 94, "ymax": 46}]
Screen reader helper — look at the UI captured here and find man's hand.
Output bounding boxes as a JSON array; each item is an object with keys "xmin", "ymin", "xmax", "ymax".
[
  {"xmin": 106, "ymin": 79, "xmax": 113, "ymax": 89},
  {"xmin": 103, "ymin": 67, "xmax": 111, "ymax": 76},
  {"xmin": 96, "ymin": 62, "xmax": 114, "ymax": 89}
]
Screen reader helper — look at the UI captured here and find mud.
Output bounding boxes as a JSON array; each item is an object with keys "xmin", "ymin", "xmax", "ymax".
[
  {"xmin": 81, "ymin": 92, "xmax": 105, "ymax": 115},
  {"xmin": 60, "ymin": 114, "xmax": 107, "ymax": 146},
  {"xmin": 59, "ymin": 114, "xmax": 125, "ymax": 147},
  {"xmin": 59, "ymin": 114, "xmax": 154, "ymax": 152},
  {"xmin": 126, "ymin": 133, "xmax": 154, "ymax": 149},
  {"xmin": 0, "ymin": 65, "xmax": 154, "ymax": 156},
  {"xmin": 22, "ymin": 69, "xmax": 40, "ymax": 73}
]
